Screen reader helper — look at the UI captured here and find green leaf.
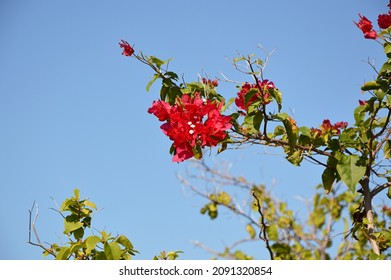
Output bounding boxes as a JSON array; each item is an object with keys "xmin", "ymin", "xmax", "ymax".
[
  {"xmin": 354, "ymin": 105, "xmax": 366, "ymax": 126},
  {"xmin": 336, "ymin": 154, "xmax": 366, "ymax": 192},
  {"xmin": 69, "ymin": 242, "xmax": 84, "ymax": 256},
  {"xmin": 361, "ymin": 81, "xmax": 381, "ymax": 91},
  {"xmin": 83, "ymin": 200, "xmax": 97, "ymax": 210},
  {"xmin": 208, "ymin": 203, "xmax": 218, "ymax": 219},
  {"xmin": 269, "ymin": 88, "xmax": 282, "ymax": 112},
  {"xmin": 64, "ymin": 220, "xmax": 84, "ymax": 234},
  {"xmin": 246, "ymin": 224, "xmax": 256, "ymax": 239},
  {"xmin": 243, "ymin": 111, "xmax": 263, "ymax": 134},
  {"xmin": 286, "ymin": 149, "xmax": 303, "ymax": 166},
  {"xmin": 146, "ymin": 73, "xmax": 160, "ymax": 92},
  {"xmin": 104, "ymin": 241, "xmax": 122, "ymax": 260},
  {"xmin": 73, "ymin": 227, "xmax": 84, "ymax": 240},
  {"xmin": 165, "ymin": 71, "xmax": 178, "ymax": 80},
  {"xmin": 273, "ymin": 125, "xmax": 285, "ymax": 137},
  {"xmin": 384, "ymin": 42, "xmax": 391, "ymax": 58},
  {"xmin": 192, "ymin": 144, "xmax": 202, "ymax": 160},
  {"xmin": 310, "ymin": 210, "xmax": 326, "ymax": 228},
  {"xmin": 223, "ymin": 97, "xmax": 236, "ymax": 111},
  {"xmin": 322, "ymin": 168, "xmax": 336, "ymax": 194},
  {"xmin": 387, "ymin": 186, "xmax": 391, "ymax": 199},
  {"xmin": 299, "ymin": 126, "xmax": 311, "ymax": 137},
  {"xmin": 73, "ymin": 189, "xmax": 80, "ymax": 200},
  {"xmin": 276, "ymin": 113, "xmax": 298, "ymax": 148},
  {"xmin": 160, "ymin": 85, "xmax": 169, "ymax": 102},
  {"xmin": 149, "ymin": 56, "xmax": 171, "ymax": 69},
  {"xmin": 166, "ymin": 86, "xmax": 182, "ymax": 104},
  {"xmin": 379, "ymin": 61, "xmax": 391, "ymax": 75},
  {"xmin": 369, "ymin": 253, "xmax": 386, "ymax": 260},
  {"xmin": 266, "ymin": 224, "xmax": 278, "ymax": 241},
  {"xmin": 233, "ymin": 56, "xmax": 246, "ymax": 63},
  {"xmin": 85, "ymin": 235, "xmax": 101, "ymax": 255},
  {"xmin": 217, "ymin": 191, "xmax": 231, "ymax": 205},
  {"xmin": 101, "ymin": 231, "xmax": 110, "ymax": 242},
  {"xmin": 384, "ymin": 140, "xmax": 391, "ymax": 159},
  {"xmin": 116, "ymin": 236, "xmax": 134, "ymax": 250},
  {"xmin": 56, "ymin": 247, "xmax": 70, "ymax": 260},
  {"xmin": 244, "ymin": 88, "xmax": 259, "ymax": 105}
]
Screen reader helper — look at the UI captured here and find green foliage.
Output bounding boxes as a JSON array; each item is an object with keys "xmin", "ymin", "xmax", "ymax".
[
  {"xmin": 36, "ymin": 189, "xmax": 139, "ymax": 260},
  {"xmin": 180, "ymin": 161, "xmax": 391, "ymax": 259},
  {"xmin": 30, "ymin": 189, "xmax": 185, "ymax": 260},
  {"xmin": 153, "ymin": 250, "xmax": 183, "ymax": 260}
]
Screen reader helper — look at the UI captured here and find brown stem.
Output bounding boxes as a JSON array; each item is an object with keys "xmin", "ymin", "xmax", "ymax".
[{"xmin": 359, "ymin": 175, "xmax": 381, "ymax": 255}]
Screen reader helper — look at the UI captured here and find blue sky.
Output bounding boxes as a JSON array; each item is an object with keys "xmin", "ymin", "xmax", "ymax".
[{"xmin": 0, "ymin": 0, "xmax": 386, "ymax": 259}]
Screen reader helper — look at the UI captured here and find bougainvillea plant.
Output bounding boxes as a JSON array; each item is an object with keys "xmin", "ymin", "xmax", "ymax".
[{"xmin": 120, "ymin": 2, "xmax": 391, "ymax": 258}]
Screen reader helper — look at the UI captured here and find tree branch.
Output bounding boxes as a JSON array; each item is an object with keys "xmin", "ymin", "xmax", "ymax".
[
  {"xmin": 27, "ymin": 202, "xmax": 56, "ymax": 257},
  {"xmin": 360, "ymin": 176, "xmax": 381, "ymax": 255},
  {"xmin": 252, "ymin": 191, "xmax": 274, "ymax": 260}
]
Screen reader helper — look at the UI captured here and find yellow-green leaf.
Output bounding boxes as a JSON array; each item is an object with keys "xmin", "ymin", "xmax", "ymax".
[
  {"xmin": 116, "ymin": 235, "xmax": 134, "ymax": 250},
  {"xmin": 55, "ymin": 247, "xmax": 70, "ymax": 260},
  {"xmin": 104, "ymin": 242, "xmax": 122, "ymax": 260},
  {"xmin": 85, "ymin": 235, "xmax": 101, "ymax": 254},
  {"xmin": 246, "ymin": 224, "xmax": 256, "ymax": 239},
  {"xmin": 266, "ymin": 224, "xmax": 278, "ymax": 241},
  {"xmin": 84, "ymin": 200, "xmax": 97, "ymax": 210},
  {"xmin": 64, "ymin": 221, "xmax": 83, "ymax": 234}
]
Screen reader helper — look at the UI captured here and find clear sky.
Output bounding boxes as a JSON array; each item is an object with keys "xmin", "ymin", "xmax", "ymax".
[{"xmin": 0, "ymin": 0, "xmax": 386, "ymax": 259}]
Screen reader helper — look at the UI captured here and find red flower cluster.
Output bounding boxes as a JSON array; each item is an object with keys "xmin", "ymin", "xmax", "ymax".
[
  {"xmin": 355, "ymin": 14, "xmax": 377, "ymax": 39},
  {"xmin": 378, "ymin": 13, "xmax": 391, "ymax": 29},
  {"xmin": 119, "ymin": 40, "xmax": 135, "ymax": 56},
  {"xmin": 202, "ymin": 78, "xmax": 219, "ymax": 88},
  {"xmin": 311, "ymin": 119, "xmax": 348, "ymax": 137},
  {"xmin": 235, "ymin": 80, "xmax": 275, "ymax": 111},
  {"xmin": 355, "ymin": 2, "xmax": 391, "ymax": 39},
  {"xmin": 148, "ymin": 93, "xmax": 232, "ymax": 162}
]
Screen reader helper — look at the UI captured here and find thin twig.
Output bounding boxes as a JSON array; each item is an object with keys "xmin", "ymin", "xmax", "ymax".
[
  {"xmin": 27, "ymin": 202, "xmax": 56, "ymax": 257},
  {"xmin": 252, "ymin": 191, "xmax": 274, "ymax": 260}
]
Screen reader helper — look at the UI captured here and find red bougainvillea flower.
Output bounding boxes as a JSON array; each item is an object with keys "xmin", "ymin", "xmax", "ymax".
[
  {"xmin": 311, "ymin": 119, "xmax": 348, "ymax": 141},
  {"xmin": 148, "ymin": 93, "xmax": 232, "ymax": 162},
  {"xmin": 201, "ymin": 104, "xmax": 232, "ymax": 147},
  {"xmin": 147, "ymin": 100, "xmax": 171, "ymax": 121},
  {"xmin": 119, "ymin": 39, "xmax": 134, "ymax": 56},
  {"xmin": 359, "ymin": 100, "xmax": 367, "ymax": 106},
  {"xmin": 334, "ymin": 121, "xmax": 348, "ymax": 132},
  {"xmin": 355, "ymin": 14, "xmax": 377, "ymax": 39},
  {"xmin": 378, "ymin": 13, "xmax": 391, "ymax": 29},
  {"xmin": 355, "ymin": 14, "xmax": 374, "ymax": 33},
  {"xmin": 202, "ymin": 78, "xmax": 219, "ymax": 88},
  {"xmin": 235, "ymin": 80, "xmax": 275, "ymax": 111},
  {"xmin": 310, "ymin": 128, "xmax": 322, "ymax": 137},
  {"xmin": 364, "ymin": 30, "xmax": 378, "ymax": 39},
  {"xmin": 320, "ymin": 119, "xmax": 348, "ymax": 135}
]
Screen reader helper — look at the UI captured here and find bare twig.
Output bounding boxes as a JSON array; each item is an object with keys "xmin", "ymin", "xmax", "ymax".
[{"xmin": 27, "ymin": 202, "xmax": 56, "ymax": 257}]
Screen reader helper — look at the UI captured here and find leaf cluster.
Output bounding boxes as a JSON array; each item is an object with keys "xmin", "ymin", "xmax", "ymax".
[{"xmin": 39, "ymin": 189, "xmax": 139, "ymax": 260}]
